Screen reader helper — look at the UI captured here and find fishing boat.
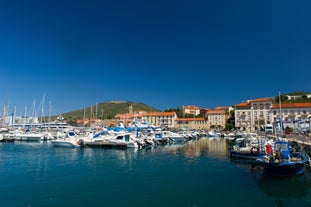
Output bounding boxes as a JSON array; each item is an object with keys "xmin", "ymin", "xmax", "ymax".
[
  {"xmin": 229, "ymin": 133, "xmax": 267, "ymax": 161},
  {"xmin": 256, "ymin": 139, "xmax": 310, "ymax": 176}
]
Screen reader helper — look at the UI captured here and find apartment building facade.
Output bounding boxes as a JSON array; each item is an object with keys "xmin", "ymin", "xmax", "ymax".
[
  {"xmin": 234, "ymin": 98, "xmax": 273, "ymax": 131},
  {"xmin": 114, "ymin": 111, "xmax": 177, "ymax": 128},
  {"xmin": 234, "ymin": 98, "xmax": 311, "ymax": 131},
  {"xmin": 174, "ymin": 118, "xmax": 209, "ymax": 130},
  {"xmin": 207, "ymin": 109, "xmax": 226, "ymax": 129}
]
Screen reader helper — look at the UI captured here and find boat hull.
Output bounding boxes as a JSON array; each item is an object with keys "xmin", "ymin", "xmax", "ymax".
[
  {"xmin": 15, "ymin": 136, "xmax": 42, "ymax": 142},
  {"xmin": 15, "ymin": 133, "xmax": 43, "ymax": 142},
  {"xmin": 230, "ymin": 150, "xmax": 262, "ymax": 161},
  {"xmin": 50, "ymin": 140, "xmax": 81, "ymax": 148},
  {"xmin": 85, "ymin": 141, "xmax": 127, "ymax": 149},
  {"xmin": 260, "ymin": 161, "xmax": 306, "ymax": 176},
  {"xmin": 0, "ymin": 138, "xmax": 15, "ymax": 143}
]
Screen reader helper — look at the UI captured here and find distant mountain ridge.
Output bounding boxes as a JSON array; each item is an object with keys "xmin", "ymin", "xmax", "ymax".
[{"xmin": 60, "ymin": 101, "xmax": 160, "ymax": 123}]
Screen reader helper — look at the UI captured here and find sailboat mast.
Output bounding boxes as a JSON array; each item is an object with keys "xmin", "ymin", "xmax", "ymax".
[
  {"xmin": 83, "ymin": 108, "xmax": 86, "ymax": 127},
  {"xmin": 41, "ymin": 93, "xmax": 45, "ymax": 123},
  {"xmin": 279, "ymin": 92, "xmax": 283, "ymax": 136},
  {"xmin": 95, "ymin": 102, "xmax": 98, "ymax": 120}
]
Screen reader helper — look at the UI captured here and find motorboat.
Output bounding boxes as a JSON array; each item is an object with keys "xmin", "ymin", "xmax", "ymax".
[
  {"xmin": 50, "ymin": 131, "xmax": 82, "ymax": 148},
  {"xmin": 14, "ymin": 132, "xmax": 44, "ymax": 141},
  {"xmin": 229, "ymin": 134, "xmax": 267, "ymax": 161},
  {"xmin": 256, "ymin": 139, "xmax": 310, "ymax": 176}
]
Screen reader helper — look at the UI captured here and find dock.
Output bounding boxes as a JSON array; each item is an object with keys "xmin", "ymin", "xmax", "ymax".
[
  {"xmin": 286, "ymin": 135, "xmax": 311, "ymax": 146},
  {"xmin": 266, "ymin": 134, "xmax": 311, "ymax": 146}
]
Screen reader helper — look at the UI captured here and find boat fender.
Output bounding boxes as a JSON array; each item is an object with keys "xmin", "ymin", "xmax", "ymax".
[{"xmin": 251, "ymin": 147, "xmax": 259, "ymax": 154}]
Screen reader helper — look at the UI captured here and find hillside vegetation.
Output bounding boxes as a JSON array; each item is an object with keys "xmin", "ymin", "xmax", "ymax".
[{"xmin": 274, "ymin": 91, "xmax": 311, "ymax": 103}]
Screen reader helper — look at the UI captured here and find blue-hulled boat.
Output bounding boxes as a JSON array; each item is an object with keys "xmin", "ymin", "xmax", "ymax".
[{"xmin": 256, "ymin": 139, "xmax": 310, "ymax": 176}]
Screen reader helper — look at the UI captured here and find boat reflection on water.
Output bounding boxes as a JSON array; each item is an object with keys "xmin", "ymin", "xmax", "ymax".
[
  {"xmin": 153, "ymin": 137, "xmax": 229, "ymax": 161},
  {"xmin": 257, "ymin": 173, "xmax": 311, "ymax": 200}
]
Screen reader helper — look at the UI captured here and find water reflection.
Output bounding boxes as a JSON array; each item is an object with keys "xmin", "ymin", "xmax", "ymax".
[
  {"xmin": 257, "ymin": 173, "xmax": 311, "ymax": 199},
  {"xmin": 150, "ymin": 137, "xmax": 230, "ymax": 161}
]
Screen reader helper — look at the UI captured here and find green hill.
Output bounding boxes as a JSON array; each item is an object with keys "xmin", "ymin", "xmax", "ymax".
[
  {"xmin": 54, "ymin": 101, "xmax": 160, "ymax": 124},
  {"xmin": 274, "ymin": 91, "xmax": 311, "ymax": 103}
]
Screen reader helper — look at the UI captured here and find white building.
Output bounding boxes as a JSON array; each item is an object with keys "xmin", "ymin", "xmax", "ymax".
[
  {"xmin": 234, "ymin": 98, "xmax": 311, "ymax": 132},
  {"xmin": 181, "ymin": 105, "xmax": 200, "ymax": 116},
  {"xmin": 234, "ymin": 98, "xmax": 273, "ymax": 132}
]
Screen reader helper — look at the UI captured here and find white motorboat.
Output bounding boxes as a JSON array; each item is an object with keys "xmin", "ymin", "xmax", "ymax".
[
  {"xmin": 108, "ymin": 133, "xmax": 139, "ymax": 148},
  {"xmin": 14, "ymin": 132, "xmax": 44, "ymax": 142},
  {"xmin": 50, "ymin": 131, "xmax": 82, "ymax": 148},
  {"xmin": 50, "ymin": 138, "xmax": 81, "ymax": 148}
]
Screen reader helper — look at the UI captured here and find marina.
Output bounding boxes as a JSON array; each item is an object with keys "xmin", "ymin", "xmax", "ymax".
[
  {"xmin": 1, "ymin": 135, "xmax": 311, "ymax": 207},
  {"xmin": 1, "ymin": 0, "xmax": 311, "ymax": 205}
]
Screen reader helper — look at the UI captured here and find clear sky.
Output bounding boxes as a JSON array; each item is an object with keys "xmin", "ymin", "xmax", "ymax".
[{"xmin": 0, "ymin": 0, "xmax": 310, "ymax": 116}]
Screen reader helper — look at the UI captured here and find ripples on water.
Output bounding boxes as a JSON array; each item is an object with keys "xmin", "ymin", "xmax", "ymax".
[{"xmin": 1, "ymin": 138, "xmax": 311, "ymax": 207}]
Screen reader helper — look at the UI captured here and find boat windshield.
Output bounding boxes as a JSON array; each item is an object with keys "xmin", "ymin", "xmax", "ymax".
[{"xmin": 275, "ymin": 143, "xmax": 288, "ymax": 151}]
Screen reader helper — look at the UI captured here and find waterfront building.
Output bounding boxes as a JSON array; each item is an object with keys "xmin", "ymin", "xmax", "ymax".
[
  {"xmin": 270, "ymin": 102, "xmax": 311, "ymax": 131},
  {"xmin": 234, "ymin": 98, "xmax": 273, "ymax": 132},
  {"xmin": 142, "ymin": 112, "xmax": 176, "ymax": 128},
  {"xmin": 207, "ymin": 109, "xmax": 226, "ymax": 129},
  {"xmin": 234, "ymin": 98, "xmax": 311, "ymax": 132},
  {"xmin": 181, "ymin": 105, "xmax": 200, "ymax": 116},
  {"xmin": 76, "ymin": 118, "xmax": 103, "ymax": 128},
  {"xmin": 175, "ymin": 118, "xmax": 209, "ymax": 130},
  {"xmin": 113, "ymin": 113, "xmax": 139, "ymax": 126},
  {"xmin": 114, "ymin": 111, "xmax": 177, "ymax": 128}
]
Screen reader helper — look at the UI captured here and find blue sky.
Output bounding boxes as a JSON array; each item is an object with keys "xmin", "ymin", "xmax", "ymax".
[{"xmin": 0, "ymin": 0, "xmax": 310, "ymax": 116}]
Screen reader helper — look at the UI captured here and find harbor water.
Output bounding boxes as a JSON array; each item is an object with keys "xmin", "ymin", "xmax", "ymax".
[{"xmin": 1, "ymin": 138, "xmax": 311, "ymax": 207}]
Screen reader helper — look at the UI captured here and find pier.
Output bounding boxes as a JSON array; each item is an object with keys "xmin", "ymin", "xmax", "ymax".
[
  {"xmin": 286, "ymin": 135, "xmax": 311, "ymax": 146},
  {"xmin": 265, "ymin": 134, "xmax": 311, "ymax": 146}
]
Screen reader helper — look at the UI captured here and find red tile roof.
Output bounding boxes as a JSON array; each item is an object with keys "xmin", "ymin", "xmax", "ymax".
[
  {"xmin": 234, "ymin": 102, "xmax": 250, "ymax": 107},
  {"xmin": 234, "ymin": 97, "xmax": 273, "ymax": 107},
  {"xmin": 182, "ymin": 105, "xmax": 200, "ymax": 110},
  {"xmin": 207, "ymin": 109, "xmax": 225, "ymax": 114},
  {"xmin": 271, "ymin": 102, "xmax": 311, "ymax": 109},
  {"xmin": 143, "ymin": 112, "xmax": 176, "ymax": 116},
  {"xmin": 115, "ymin": 111, "xmax": 176, "ymax": 118},
  {"xmin": 250, "ymin": 98, "xmax": 273, "ymax": 103}
]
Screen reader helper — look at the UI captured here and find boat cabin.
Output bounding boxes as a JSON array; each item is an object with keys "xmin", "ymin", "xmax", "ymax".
[{"xmin": 274, "ymin": 141, "xmax": 290, "ymax": 159}]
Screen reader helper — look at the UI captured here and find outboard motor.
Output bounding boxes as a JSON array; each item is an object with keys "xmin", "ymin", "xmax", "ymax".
[{"xmin": 78, "ymin": 139, "xmax": 85, "ymax": 147}]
